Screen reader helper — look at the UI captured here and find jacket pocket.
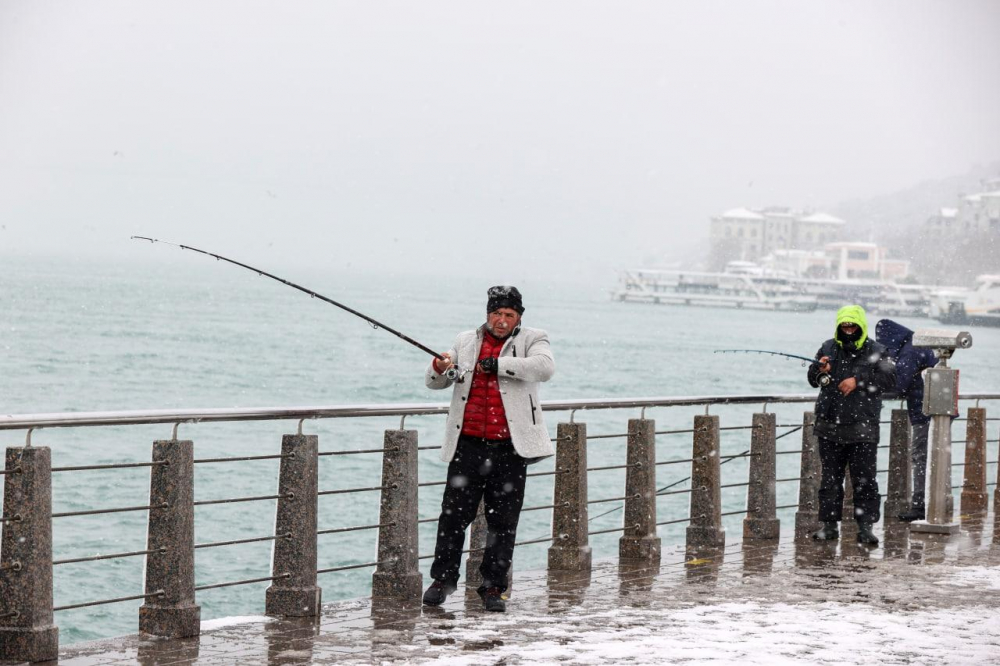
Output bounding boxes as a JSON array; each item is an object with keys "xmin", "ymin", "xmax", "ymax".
[{"xmin": 528, "ymin": 395, "xmax": 537, "ymax": 425}]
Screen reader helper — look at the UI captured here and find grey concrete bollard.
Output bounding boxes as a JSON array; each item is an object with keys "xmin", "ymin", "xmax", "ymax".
[
  {"xmin": 794, "ymin": 412, "xmax": 821, "ymax": 540},
  {"xmin": 619, "ymin": 419, "xmax": 660, "ymax": 564},
  {"xmin": 266, "ymin": 434, "xmax": 321, "ymax": 617},
  {"xmin": 372, "ymin": 430, "xmax": 422, "ymax": 600},
  {"xmin": 0, "ymin": 447, "xmax": 58, "ymax": 663},
  {"xmin": 686, "ymin": 415, "xmax": 725, "ymax": 554},
  {"xmin": 548, "ymin": 422, "xmax": 592, "ymax": 572},
  {"xmin": 743, "ymin": 413, "xmax": 779, "ymax": 540},
  {"xmin": 960, "ymin": 408, "xmax": 989, "ymax": 519},
  {"xmin": 884, "ymin": 409, "xmax": 912, "ymax": 525},
  {"xmin": 140, "ymin": 440, "xmax": 200, "ymax": 637}
]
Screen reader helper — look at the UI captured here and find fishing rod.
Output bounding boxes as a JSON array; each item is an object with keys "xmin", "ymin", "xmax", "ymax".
[
  {"xmin": 714, "ymin": 349, "xmax": 833, "ymax": 386},
  {"xmin": 131, "ymin": 236, "xmax": 466, "ymax": 380}
]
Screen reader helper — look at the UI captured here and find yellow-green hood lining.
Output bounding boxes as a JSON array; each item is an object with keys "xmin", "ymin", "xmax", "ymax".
[{"xmin": 835, "ymin": 304, "xmax": 868, "ymax": 350}]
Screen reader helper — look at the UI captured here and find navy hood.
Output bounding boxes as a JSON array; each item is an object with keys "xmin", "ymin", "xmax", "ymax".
[
  {"xmin": 875, "ymin": 319, "xmax": 913, "ymax": 360},
  {"xmin": 875, "ymin": 319, "xmax": 938, "ymax": 419}
]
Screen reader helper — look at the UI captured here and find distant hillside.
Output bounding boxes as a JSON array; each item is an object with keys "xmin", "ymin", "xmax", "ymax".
[{"xmin": 831, "ymin": 161, "xmax": 1000, "ymax": 285}]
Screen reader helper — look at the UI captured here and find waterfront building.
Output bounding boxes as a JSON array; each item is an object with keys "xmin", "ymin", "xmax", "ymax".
[{"xmin": 708, "ymin": 206, "xmax": 844, "ymax": 269}]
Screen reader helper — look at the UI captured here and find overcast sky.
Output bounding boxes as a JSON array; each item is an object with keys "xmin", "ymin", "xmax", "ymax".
[{"xmin": 1, "ymin": 1, "xmax": 998, "ymax": 283}]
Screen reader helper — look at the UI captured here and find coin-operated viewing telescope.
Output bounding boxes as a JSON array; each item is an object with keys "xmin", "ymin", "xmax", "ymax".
[{"xmin": 911, "ymin": 329, "xmax": 973, "ymax": 535}]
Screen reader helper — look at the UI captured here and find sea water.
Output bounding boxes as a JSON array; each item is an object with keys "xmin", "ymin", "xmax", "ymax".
[{"xmin": 2, "ymin": 253, "xmax": 998, "ymax": 644}]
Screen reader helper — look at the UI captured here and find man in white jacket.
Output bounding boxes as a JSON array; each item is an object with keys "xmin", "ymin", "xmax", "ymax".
[{"xmin": 422, "ymin": 286, "xmax": 555, "ymax": 612}]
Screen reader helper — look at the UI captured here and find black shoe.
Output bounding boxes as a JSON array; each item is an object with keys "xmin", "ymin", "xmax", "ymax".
[
  {"xmin": 422, "ymin": 581, "xmax": 457, "ymax": 606},
  {"xmin": 856, "ymin": 522, "xmax": 879, "ymax": 546},
  {"xmin": 897, "ymin": 505, "xmax": 926, "ymax": 522},
  {"xmin": 811, "ymin": 521, "xmax": 839, "ymax": 541},
  {"xmin": 477, "ymin": 586, "xmax": 506, "ymax": 612}
]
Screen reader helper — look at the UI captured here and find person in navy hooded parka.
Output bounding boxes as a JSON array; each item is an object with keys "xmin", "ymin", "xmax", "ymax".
[{"xmin": 875, "ymin": 319, "xmax": 938, "ymax": 522}]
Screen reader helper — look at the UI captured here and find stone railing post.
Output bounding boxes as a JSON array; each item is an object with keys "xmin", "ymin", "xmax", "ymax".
[
  {"xmin": 884, "ymin": 409, "xmax": 912, "ymax": 524},
  {"xmin": 548, "ymin": 422, "xmax": 591, "ymax": 572},
  {"xmin": 960, "ymin": 407, "xmax": 989, "ymax": 520},
  {"xmin": 372, "ymin": 429, "xmax": 422, "ymax": 600},
  {"xmin": 994, "ymin": 434, "xmax": 1000, "ymax": 539},
  {"xmin": 266, "ymin": 434, "xmax": 321, "ymax": 616},
  {"xmin": 619, "ymin": 418, "xmax": 660, "ymax": 564},
  {"xmin": 465, "ymin": 502, "xmax": 488, "ymax": 590},
  {"xmin": 794, "ymin": 412, "xmax": 821, "ymax": 540},
  {"xmin": 743, "ymin": 412, "xmax": 779, "ymax": 540},
  {"xmin": 686, "ymin": 415, "xmax": 725, "ymax": 555},
  {"xmin": 0, "ymin": 446, "xmax": 58, "ymax": 662},
  {"xmin": 140, "ymin": 439, "xmax": 200, "ymax": 637}
]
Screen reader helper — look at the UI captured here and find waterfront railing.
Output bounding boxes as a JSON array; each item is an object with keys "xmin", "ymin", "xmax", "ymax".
[{"xmin": 1, "ymin": 393, "xmax": 998, "ymax": 662}]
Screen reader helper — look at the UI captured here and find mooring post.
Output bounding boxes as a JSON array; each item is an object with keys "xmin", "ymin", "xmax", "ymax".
[
  {"xmin": 0, "ymin": 447, "xmax": 58, "ymax": 663},
  {"xmin": 960, "ymin": 407, "xmax": 989, "ymax": 520},
  {"xmin": 372, "ymin": 429, "xmax": 422, "ymax": 600},
  {"xmin": 140, "ymin": 439, "xmax": 200, "ymax": 637},
  {"xmin": 620, "ymin": 418, "xmax": 660, "ymax": 564},
  {"xmin": 743, "ymin": 412, "xmax": 779, "ymax": 540},
  {"xmin": 266, "ymin": 434, "xmax": 321, "ymax": 616},
  {"xmin": 884, "ymin": 409, "xmax": 912, "ymax": 525},
  {"xmin": 686, "ymin": 415, "xmax": 725, "ymax": 556},
  {"xmin": 794, "ymin": 411, "xmax": 821, "ymax": 540},
  {"xmin": 548, "ymin": 422, "xmax": 592, "ymax": 572}
]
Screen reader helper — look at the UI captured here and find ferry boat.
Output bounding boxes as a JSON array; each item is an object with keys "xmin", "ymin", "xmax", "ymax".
[
  {"xmin": 613, "ymin": 268, "xmax": 933, "ymax": 316},
  {"xmin": 791, "ymin": 278, "xmax": 932, "ymax": 317},
  {"xmin": 612, "ymin": 269, "xmax": 818, "ymax": 311},
  {"xmin": 931, "ymin": 274, "xmax": 1000, "ymax": 327}
]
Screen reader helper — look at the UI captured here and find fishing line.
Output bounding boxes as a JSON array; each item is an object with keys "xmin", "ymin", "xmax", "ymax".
[{"xmin": 131, "ymin": 236, "xmax": 465, "ymax": 378}]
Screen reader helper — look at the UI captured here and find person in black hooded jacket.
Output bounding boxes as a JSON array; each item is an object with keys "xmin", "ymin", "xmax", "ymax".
[
  {"xmin": 807, "ymin": 305, "xmax": 896, "ymax": 546},
  {"xmin": 875, "ymin": 318, "xmax": 939, "ymax": 522}
]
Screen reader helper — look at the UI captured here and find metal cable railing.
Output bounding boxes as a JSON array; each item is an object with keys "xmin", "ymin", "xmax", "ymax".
[
  {"xmin": 196, "ymin": 573, "xmax": 289, "ymax": 592},
  {"xmin": 3, "ymin": 390, "xmax": 997, "ymax": 650},
  {"xmin": 194, "ymin": 493, "xmax": 291, "ymax": 507},
  {"xmin": 54, "ymin": 590, "xmax": 164, "ymax": 612}
]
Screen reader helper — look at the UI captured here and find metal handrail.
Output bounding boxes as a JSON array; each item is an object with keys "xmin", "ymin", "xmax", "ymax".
[
  {"xmin": 0, "ymin": 394, "xmax": 820, "ymax": 430},
  {"xmin": 4, "ymin": 392, "xmax": 999, "ymax": 431}
]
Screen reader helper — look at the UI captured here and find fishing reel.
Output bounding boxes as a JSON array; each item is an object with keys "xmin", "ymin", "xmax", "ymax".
[
  {"xmin": 816, "ymin": 373, "xmax": 833, "ymax": 388},
  {"xmin": 445, "ymin": 365, "xmax": 472, "ymax": 383}
]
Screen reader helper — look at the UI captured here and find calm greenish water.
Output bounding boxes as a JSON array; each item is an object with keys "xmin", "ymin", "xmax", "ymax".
[{"xmin": 2, "ymin": 253, "xmax": 998, "ymax": 644}]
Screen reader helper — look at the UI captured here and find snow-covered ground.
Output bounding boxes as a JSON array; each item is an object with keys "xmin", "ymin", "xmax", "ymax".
[{"xmin": 59, "ymin": 536, "xmax": 1000, "ymax": 665}]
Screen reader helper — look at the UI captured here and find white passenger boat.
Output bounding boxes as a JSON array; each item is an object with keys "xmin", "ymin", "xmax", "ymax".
[
  {"xmin": 613, "ymin": 268, "xmax": 935, "ymax": 316},
  {"xmin": 931, "ymin": 275, "xmax": 1000, "ymax": 327},
  {"xmin": 612, "ymin": 269, "xmax": 818, "ymax": 311}
]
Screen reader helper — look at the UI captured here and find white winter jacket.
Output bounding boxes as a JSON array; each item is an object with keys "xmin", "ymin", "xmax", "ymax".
[{"xmin": 425, "ymin": 325, "xmax": 555, "ymax": 463}]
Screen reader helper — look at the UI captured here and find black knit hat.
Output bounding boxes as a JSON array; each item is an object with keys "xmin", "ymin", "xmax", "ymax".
[{"xmin": 487, "ymin": 285, "xmax": 524, "ymax": 314}]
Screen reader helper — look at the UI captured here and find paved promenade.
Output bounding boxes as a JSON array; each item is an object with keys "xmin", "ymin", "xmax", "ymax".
[{"xmin": 55, "ymin": 519, "xmax": 1000, "ymax": 665}]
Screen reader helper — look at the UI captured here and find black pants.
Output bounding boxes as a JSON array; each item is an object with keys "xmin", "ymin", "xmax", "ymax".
[
  {"xmin": 430, "ymin": 436, "xmax": 527, "ymax": 593},
  {"xmin": 818, "ymin": 438, "xmax": 881, "ymax": 523}
]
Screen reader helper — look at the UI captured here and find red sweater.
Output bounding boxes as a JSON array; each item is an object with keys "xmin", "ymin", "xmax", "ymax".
[{"xmin": 461, "ymin": 331, "xmax": 511, "ymax": 440}]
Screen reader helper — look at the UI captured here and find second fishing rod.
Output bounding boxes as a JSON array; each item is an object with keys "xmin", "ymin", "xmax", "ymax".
[
  {"xmin": 132, "ymin": 236, "xmax": 473, "ymax": 382},
  {"xmin": 714, "ymin": 348, "xmax": 834, "ymax": 387}
]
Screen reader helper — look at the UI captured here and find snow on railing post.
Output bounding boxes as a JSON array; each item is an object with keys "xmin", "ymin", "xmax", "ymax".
[
  {"xmin": 794, "ymin": 411, "xmax": 821, "ymax": 540},
  {"xmin": 548, "ymin": 422, "xmax": 591, "ymax": 572},
  {"xmin": 619, "ymin": 418, "xmax": 660, "ymax": 564},
  {"xmin": 372, "ymin": 429, "xmax": 422, "ymax": 600},
  {"xmin": 0, "ymin": 446, "xmax": 58, "ymax": 662},
  {"xmin": 686, "ymin": 415, "xmax": 724, "ymax": 559},
  {"xmin": 743, "ymin": 412, "xmax": 779, "ymax": 540},
  {"xmin": 960, "ymin": 407, "xmax": 989, "ymax": 521},
  {"xmin": 884, "ymin": 409, "xmax": 912, "ymax": 526},
  {"xmin": 265, "ymin": 434, "xmax": 321, "ymax": 616},
  {"xmin": 140, "ymin": 439, "xmax": 200, "ymax": 637}
]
